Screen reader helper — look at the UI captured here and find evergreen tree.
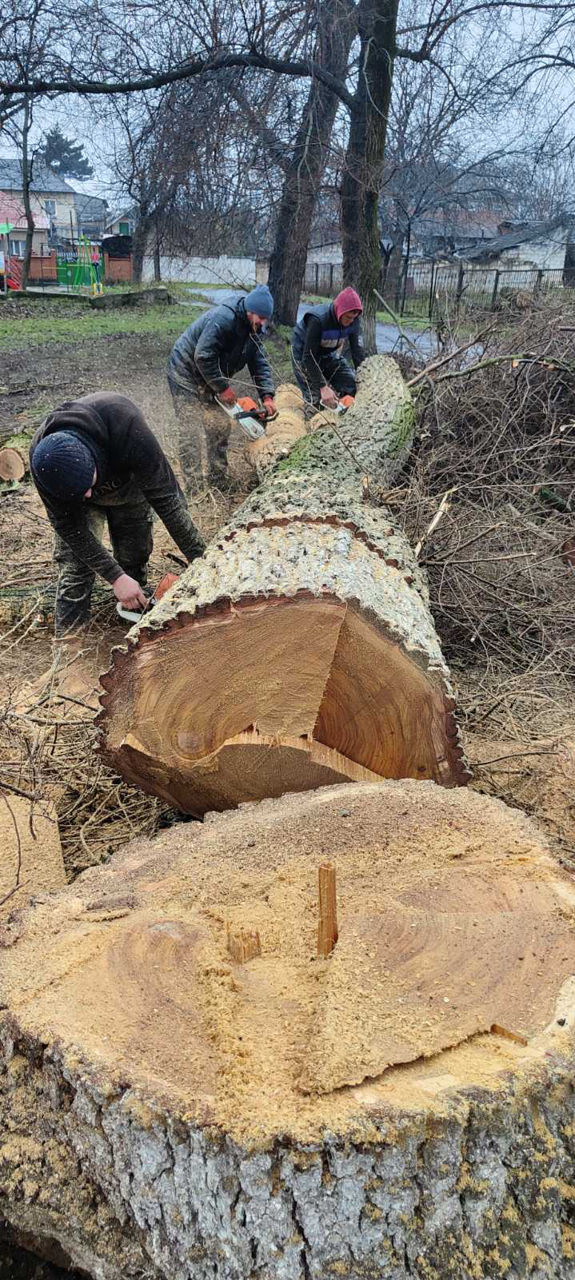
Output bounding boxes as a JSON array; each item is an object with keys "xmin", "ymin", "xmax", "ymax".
[{"xmin": 38, "ymin": 126, "xmax": 94, "ymax": 179}]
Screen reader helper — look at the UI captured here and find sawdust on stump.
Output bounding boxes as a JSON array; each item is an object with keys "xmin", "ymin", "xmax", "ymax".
[{"xmin": 2, "ymin": 780, "xmax": 575, "ymax": 1145}]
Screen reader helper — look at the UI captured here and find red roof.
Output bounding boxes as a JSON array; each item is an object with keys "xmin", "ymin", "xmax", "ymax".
[{"xmin": 0, "ymin": 190, "xmax": 50, "ymax": 231}]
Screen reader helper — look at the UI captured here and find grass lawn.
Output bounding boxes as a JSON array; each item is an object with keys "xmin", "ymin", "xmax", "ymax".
[{"xmin": 0, "ymin": 299, "xmax": 203, "ymax": 352}]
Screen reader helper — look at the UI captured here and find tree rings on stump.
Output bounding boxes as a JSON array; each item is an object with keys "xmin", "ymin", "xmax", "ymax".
[
  {"xmin": 0, "ymin": 445, "xmax": 26, "ymax": 481},
  {"xmin": 2, "ymin": 781, "xmax": 575, "ymax": 1278}
]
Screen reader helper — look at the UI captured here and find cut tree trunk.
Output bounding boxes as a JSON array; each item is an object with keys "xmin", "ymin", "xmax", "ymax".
[
  {"xmin": 2, "ymin": 781, "xmax": 575, "ymax": 1280},
  {"xmin": 98, "ymin": 356, "xmax": 469, "ymax": 815},
  {"xmin": 0, "ymin": 445, "xmax": 27, "ymax": 481}
]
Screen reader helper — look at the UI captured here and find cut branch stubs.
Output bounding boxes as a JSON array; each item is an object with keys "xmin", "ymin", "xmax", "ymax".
[{"xmin": 98, "ymin": 356, "xmax": 470, "ymax": 814}]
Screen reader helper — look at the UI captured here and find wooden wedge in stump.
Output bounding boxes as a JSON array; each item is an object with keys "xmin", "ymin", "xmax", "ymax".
[
  {"xmin": 98, "ymin": 356, "xmax": 469, "ymax": 814},
  {"xmin": 2, "ymin": 782, "xmax": 575, "ymax": 1280}
]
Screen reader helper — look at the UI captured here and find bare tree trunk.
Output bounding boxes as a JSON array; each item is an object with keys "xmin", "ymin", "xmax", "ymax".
[
  {"xmin": 131, "ymin": 215, "xmax": 149, "ymax": 283},
  {"xmin": 341, "ymin": 0, "xmax": 399, "ymax": 353},
  {"xmin": 267, "ymin": 0, "xmax": 355, "ymax": 326},
  {"xmin": 20, "ymin": 97, "xmax": 35, "ymax": 292},
  {"xmin": 153, "ymin": 221, "xmax": 161, "ymax": 281}
]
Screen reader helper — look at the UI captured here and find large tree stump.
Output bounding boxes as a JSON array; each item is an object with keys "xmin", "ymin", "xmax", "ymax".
[
  {"xmin": 2, "ymin": 781, "xmax": 575, "ymax": 1280},
  {"xmin": 98, "ymin": 357, "xmax": 469, "ymax": 815}
]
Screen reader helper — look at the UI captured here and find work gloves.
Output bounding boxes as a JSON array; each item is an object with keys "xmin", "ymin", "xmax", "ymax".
[
  {"xmin": 219, "ymin": 386, "xmax": 237, "ymax": 407},
  {"xmin": 263, "ymin": 395, "xmax": 278, "ymax": 419},
  {"xmin": 320, "ymin": 385, "xmax": 339, "ymax": 409}
]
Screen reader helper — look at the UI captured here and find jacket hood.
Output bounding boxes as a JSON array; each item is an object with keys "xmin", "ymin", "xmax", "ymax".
[{"xmin": 333, "ymin": 287, "xmax": 363, "ymax": 320}]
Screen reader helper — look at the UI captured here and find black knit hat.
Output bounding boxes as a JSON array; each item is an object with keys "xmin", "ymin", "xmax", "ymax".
[{"xmin": 32, "ymin": 432, "xmax": 96, "ymax": 499}]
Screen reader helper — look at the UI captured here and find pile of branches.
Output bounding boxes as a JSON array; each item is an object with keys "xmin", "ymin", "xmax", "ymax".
[{"xmin": 395, "ymin": 299, "xmax": 575, "ymax": 738}]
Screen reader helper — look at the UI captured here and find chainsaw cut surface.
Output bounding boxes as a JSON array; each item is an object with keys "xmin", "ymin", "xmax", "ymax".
[{"xmin": 3, "ymin": 781, "xmax": 575, "ymax": 1144}]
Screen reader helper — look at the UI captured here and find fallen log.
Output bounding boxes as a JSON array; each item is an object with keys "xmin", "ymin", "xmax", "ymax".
[
  {"xmin": 244, "ymin": 382, "xmax": 307, "ymax": 475},
  {"xmin": 98, "ymin": 356, "xmax": 469, "ymax": 815},
  {"xmin": 2, "ymin": 781, "xmax": 575, "ymax": 1280}
]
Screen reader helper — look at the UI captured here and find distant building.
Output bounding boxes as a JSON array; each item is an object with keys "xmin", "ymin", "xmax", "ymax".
[
  {"xmin": 0, "ymin": 158, "xmax": 78, "ymax": 243},
  {"xmin": 458, "ymin": 218, "xmax": 575, "ymax": 273},
  {"xmin": 104, "ymin": 209, "xmax": 136, "ymax": 237},
  {"xmin": 412, "ymin": 210, "xmax": 502, "ymax": 258},
  {"xmin": 0, "ymin": 191, "xmax": 50, "ymax": 257},
  {"xmin": 74, "ymin": 193, "xmax": 108, "ymax": 241}
]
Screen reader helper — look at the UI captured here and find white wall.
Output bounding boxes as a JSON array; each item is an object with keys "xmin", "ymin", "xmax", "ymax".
[
  {"xmin": 306, "ymin": 243, "xmax": 343, "ymax": 266},
  {"xmin": 499, "ymin": 229, "xmax": 569, "ymax": 271},
  {"xmin": 142, "ymin": 255, "xmax": 257, "ymax": 285}
]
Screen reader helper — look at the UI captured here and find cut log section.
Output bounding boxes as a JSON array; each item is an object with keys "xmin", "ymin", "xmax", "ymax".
[
  {"xmin": 2, "ymin": 781, "xmax": 575, "ymax": 1280},
  {"xmin": 98, "ymin": 356, "xmax": 470, "ymax": 815},
  {"xmin": 0, "ymin": 445, "xmax": 27, "ymax": 481},
  {"xmin": 244, "ymin": 381, "xmax": 307, "ymax": 475}
]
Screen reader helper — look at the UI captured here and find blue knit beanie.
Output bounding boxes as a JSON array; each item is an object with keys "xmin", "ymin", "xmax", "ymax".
[
  {"xmin": 243, "ymin": 284, "xmax": 274, "ymax": 319},
  {"xmin": 32, "ymin": 432, "xmax": 96, "ymax": 499}
]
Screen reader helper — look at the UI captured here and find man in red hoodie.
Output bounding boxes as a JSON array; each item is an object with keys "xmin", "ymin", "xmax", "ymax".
[{"xmin": 291, "ymin": 287, "xmax": 364, "ymax": 409}]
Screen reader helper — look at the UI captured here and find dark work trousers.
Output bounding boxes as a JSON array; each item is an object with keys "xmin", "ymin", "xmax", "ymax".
[
  {"xmin": 292, "ymin": 353, "xmax": 357, "ymax": 409},
  {"xmin": 54, "ymin": 483, "xmax": 153, "ymax": 634},
  {"xmin": 168, "ymin": 375, "xmax": 231, "ymax": 494}
]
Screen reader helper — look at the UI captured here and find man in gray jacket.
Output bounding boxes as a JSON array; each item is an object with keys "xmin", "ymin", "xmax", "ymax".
[{"xmin": 167, "ymin": 285, "xmax": 277, "ymax": 493}]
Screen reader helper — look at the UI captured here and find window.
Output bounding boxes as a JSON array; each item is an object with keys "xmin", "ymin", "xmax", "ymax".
[
  {"xmin": 44, "ymin": 199, "xmax": 56, "ymax": 216},
  {"xmin": 9, "ymin": 239, "xmax": 26, "ymax": 257},
  {"xmin": 119, "ymin": 221, "xmax": 130, "ymax": 235}
]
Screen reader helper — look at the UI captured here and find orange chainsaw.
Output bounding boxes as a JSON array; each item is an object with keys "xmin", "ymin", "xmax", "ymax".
[
  {"xmin": 116, "ymin": 571, "xmax": 179, "ymax": 624},
  {"xmin": 216, "ymin": 395, "xmax": 268, "ymax": 440}
]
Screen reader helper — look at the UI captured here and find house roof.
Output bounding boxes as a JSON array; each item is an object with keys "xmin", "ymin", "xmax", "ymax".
[
  {"xmin": 416, "ymin": 209, "xmax": 502, "ymax": 241},
  {"xmin": 0, "ymin": 157, "xmax": 76, "ymax": 195},
  {"xmin": 104, "ymin": 208, "xmax": 135, "ymax": 231},
  {"xmin": 462, "ymin": 218, "xmax": 573, "ymax": 261},
  {"xmin": 73, "ymin": 192, "xmax": 108, "ymax": 221},
  {"xmin": 0, "ymin": 191, "xmax": 49, "ymax": 231}
]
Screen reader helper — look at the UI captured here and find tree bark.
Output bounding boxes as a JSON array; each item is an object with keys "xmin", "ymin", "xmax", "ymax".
[
  {"xmin": 20, "ymin": 97, "xmax": 35, "ymax": 293},
  {"xmin": 267, "ymin": 0, "xmax": 355, "ymax": 326},
  {"xmin": 131, "ymin": 215, "xmax": 149, "ymax": 284},
  {"xmin": 2, "ymin": 781, "xmax": 575, "ymax": 1280},
  {"xmin": 98, "ymin": 356, "xmax": 469, "ymax": 814},
  {"xmin": 341, "ymin": 0, "xmax": 400, "ymax": 352}
]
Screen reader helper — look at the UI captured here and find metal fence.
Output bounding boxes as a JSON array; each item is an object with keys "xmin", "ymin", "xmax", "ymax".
[{"xmin": 303, "ymin": 260, "xmax": 573, "ymax": 316}]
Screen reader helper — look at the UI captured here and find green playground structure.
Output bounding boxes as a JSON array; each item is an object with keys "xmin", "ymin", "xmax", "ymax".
[{"xmin": 57, "ymin": 237, "xmax": 104, "ymax": 294}]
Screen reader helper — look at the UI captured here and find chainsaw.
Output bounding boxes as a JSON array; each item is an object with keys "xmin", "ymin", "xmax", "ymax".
[
  {"xmin": 216, "ymin": 395, "xmax": 268, "ymax": 441},
  {"xmin": 336, "ymin": 395, "xmax": 355, "ymax": 413},
  {"xmin": 116, "ymin": 571, "xmax": 179, "ymax": 625}
]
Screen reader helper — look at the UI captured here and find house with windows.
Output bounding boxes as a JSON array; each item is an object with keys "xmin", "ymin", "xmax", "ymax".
[
  {"xmin": 0, "ymin": 191, "xmax": 50, "ymax": 257},
  {"xmin": 0, "ymin": 158, "xmax": 79, "ymax": 244}
]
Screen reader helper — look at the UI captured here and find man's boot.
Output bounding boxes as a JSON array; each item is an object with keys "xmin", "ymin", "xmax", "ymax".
[{"xmin": 206, "ymin": 423, "xmax": 232, "ymax": 492}]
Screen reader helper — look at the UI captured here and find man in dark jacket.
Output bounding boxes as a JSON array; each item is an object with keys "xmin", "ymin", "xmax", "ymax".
[
  {"xmin": 291, "ymin": 287, "xmax": 365, "ymax": 409},
  {"xmin": 167, "ymin": 285, "xmax": 277, "ymax": 493},
  {"xmin": 30, "ymin": 392, "xmax": 206, "ymax": 635}
]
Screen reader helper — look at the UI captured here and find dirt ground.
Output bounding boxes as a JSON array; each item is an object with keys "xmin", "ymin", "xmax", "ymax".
[{"xmin": 0, "ymin": 319, "xmax": 573, "ymax": 885}]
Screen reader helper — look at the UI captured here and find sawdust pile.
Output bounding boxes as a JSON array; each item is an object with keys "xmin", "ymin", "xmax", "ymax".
[{"xmin": 3, "ymin": 780, "xmax": 575, "ymax": 1145}]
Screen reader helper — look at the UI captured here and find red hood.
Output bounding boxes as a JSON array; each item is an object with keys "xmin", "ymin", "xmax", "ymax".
[{"xmin": 333, "ymin": 287, "xmax": 363, "ymax": 320}]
